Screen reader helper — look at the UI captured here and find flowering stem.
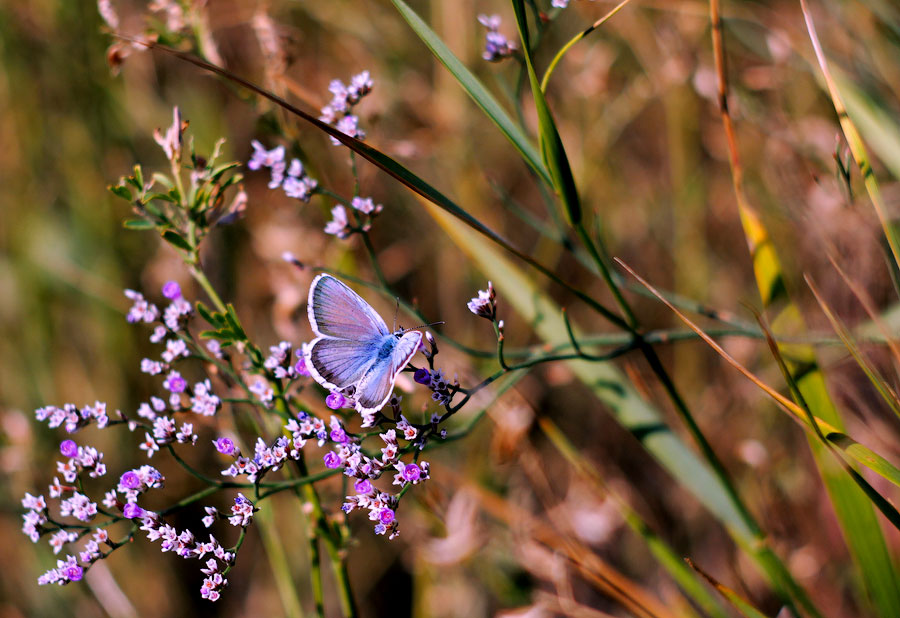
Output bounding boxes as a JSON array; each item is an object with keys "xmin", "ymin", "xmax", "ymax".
[
  {"xmin": 276, "ymin": 386, "xmax": 357, "ymax": 617},
  {"xmin": 493, "ymin": 321, "xmax": 510, "ymax": 370},
  {"xmin": 160, "ymin": 485, "xmax": 220, "ymax": 516}
]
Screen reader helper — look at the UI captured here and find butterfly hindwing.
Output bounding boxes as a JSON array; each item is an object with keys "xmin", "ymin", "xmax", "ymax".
[
  {"xmin": 354, "ymin": 331, "xmax": 423, "ymax": 413},
  {"xmin": 306, "ymin": 337, "xmax": 381, "ymax": 392},
  {"xmin": 308, "ymin": 274, "xmax": 389, "ymax": 340}
]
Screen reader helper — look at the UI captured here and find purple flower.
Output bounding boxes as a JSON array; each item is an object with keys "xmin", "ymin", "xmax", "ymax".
[
  {"xmin": 64, "ymin": 565, "xmax": 84, "ymax": 582},
  {"xmin": 354, "ymin": 479, "xmax": 372, "ymax": 494},
  {"xmin": 379, "ymin": 508, "xmax": 395, "ymax": 525},
  {"xmin": 330, "ymin": 428, "xmax": 348, "ymax": 444},
  {"xmin": 323, "ymin": 451, "xmax": 342, "ymax": 469},
  {"xmin": 162, "ymin": 281, "xmax": 182, "ymax": 299},
  {"xmin": 120, "ymin": 471, "xmax": 141, "ymax": 489},
  {"xmin": 163, "ymin": 371, "xmax": 187, "ymax": 393},
  {"xmin": 402, "ymin": 463, "xmax": 421, "ymax": 483},
  {"xmin": 247, "ymin": 141, "xmax": 285, "ymax": 171},
  {"xmin": 123, "ymin": 503, "xmax": 145, "ymax": 519},
  {"xmin": 414, "ymin": 368, "xmax": 431, "ymax": 385},
  {"xmin": 59, "ymin": 440, "xmax": 78, "ymax": 458},
  {"xmin": 323, "ymin": 205, "xmax": 350, "ymax": 238},
  {"xmin": 294, "ymin": 354, "xmax": 310, "ymax": 377},
  {"xmin": 478, "ymin": 15, "xmax": 516, "ymax": 62},
  {"xmin": 214, "ymin": 437, "xmax": 236, "ymax": 456},
  {"xmin": 325, "ymin": 392, "xmax": 346, "ymax": 410}
]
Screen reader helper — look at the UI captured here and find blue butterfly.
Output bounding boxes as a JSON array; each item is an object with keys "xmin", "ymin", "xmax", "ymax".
[{"xmin": 305, "ymin": 274, "xmax": 423, "ymax": 414}]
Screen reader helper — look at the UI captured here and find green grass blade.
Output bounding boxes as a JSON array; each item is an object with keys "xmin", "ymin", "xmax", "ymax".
[
  {"xmin": 422, "ymin": 196, "xmax": 818, "ymax": 616},
  {"xmin": 389, "ymin": 0, "xmax": 552, "ymax": 187},
  {"xmin": 510, "ymin": 0, "xmax": 582, "ymax": 226},
  {"xmin": 539, "ymin": 417, "xmax": 732, "ymax": 618}
]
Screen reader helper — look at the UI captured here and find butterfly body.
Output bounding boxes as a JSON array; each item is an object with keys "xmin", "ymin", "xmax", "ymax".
[{"xmin": 305, "ymin": 274, "xmax": 422, "ymax": 414}]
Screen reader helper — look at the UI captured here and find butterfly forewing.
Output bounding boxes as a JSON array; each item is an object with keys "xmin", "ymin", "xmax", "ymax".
[
  {"xmin": 308, "ymin": 274, "xmax": 389, "ymax": 340},
  {"xmin": 354, "ymin": 331, "xmax": 423, "ymax": 413}
]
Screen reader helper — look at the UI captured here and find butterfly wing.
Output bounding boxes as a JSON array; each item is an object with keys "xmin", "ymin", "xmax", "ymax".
[
  {"xmin": 354, "ymin": 331, "xmax": 423, "ymax": 414},
  {"xmin": 307, "ymin": 274, "xmax": 389, "ymax": 340},
  {"xmin": 305, "ymin": 338, "xmax": 380, "ymax": 392}
]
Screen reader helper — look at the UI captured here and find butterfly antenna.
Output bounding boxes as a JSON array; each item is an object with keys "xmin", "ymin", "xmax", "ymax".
[
  {"xmin": 407, "ymin": 320, "xmax": 445, "ymax": 330},
  {"xmin": 393, "ymin": 297, "xmax": 400, "ymax": 332}
]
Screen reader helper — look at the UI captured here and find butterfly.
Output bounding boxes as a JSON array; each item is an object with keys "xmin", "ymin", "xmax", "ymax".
[{"xmin": 305, "ymin": 274, "xmax": 423, "ymax": 414}]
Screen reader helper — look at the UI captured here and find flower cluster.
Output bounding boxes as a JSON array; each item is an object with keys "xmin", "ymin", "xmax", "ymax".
[
  {"xmin": 263, "ymin": 341, "xmax": 307, "ymax": 380},
  {"xmin": 478, "ymin": 15, "xmax": 516, "ymax": 62},
  {"xmin": 221, "ymin": 435, "xmax": 291, "ymax": 483},
  {"xmin": 115, "ymin": 466, "xmax": 165, "ymax": 504},
  {"xmin": 339, "ymin": 426, "xmax": 431, "ymax": 539},
  {"xmin": 56, "ymin": 440, "xmax": 107, "ymax": 482},
  {"xmin": 35, "ymin": 401, "xmax": 111, "ymax": 434},
  {"xmin": 22, "ymin": 493, "xmax": 48, "ymax": 543},
  {"xmin": 319, "ymin": 71, "xmax": 373, "ymax": 145},
  {"xmin": 467, "ymin": 281, "xmax": 497, "ymax": 321},
  {"xmin": 414, "ymin": 367, "xmax": 458, "ymax": 406},
  {"xmin": 140, "ymin": 512, "xmax": 236, "ymax": 602},
  {"xmin": 324, "ymin": 195, "xmax": 384, "ymax": 239},
  {"xmin": 248, "ymin": 142, "xmax": 319, "ymax": 202}
]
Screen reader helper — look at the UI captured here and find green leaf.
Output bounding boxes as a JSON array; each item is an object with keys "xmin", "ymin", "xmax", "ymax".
[
  {"xmin": 133, "ymin": 164, "xmax": 144, "ymax": 188},
  {"xmin": 152, "ymin": 173, "xmax": 174, "ymax": 189},
  {"xmin": 161, "ymin": 230, "xmax": 193, "ymax": 252},
  {"xmin": 224, "ymin": 304, "xmax": 247, "ymax": 340},
  {"xmin": 198, "ymin": 329, "xmax": 234, "ymax": 342},
  {"xmin": 145, "ymin": 192, "xmax": 178, "ymax": 204},
  {"xmin": 122, "ymin": 218, "xmax": 156, "ymax": 230},
  {"xmin": 510, "ymin": 0, "xmax": 582, "ymax": 226},
  {"xmin": 195, "ymin": 301, "xmax": 223, "ymax": 328},
  {"xmin": 390, "ymin": 0, "xmax": 552, "ymax": 187},
  {"xmin": 109, "ymin": 184, "xmax": 132, "ymax": 201}
]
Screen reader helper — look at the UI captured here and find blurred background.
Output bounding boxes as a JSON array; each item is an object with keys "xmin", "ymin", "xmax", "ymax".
[{"xmin": 2, "ymin": 0, "xmax": 900, "ymax": 616}]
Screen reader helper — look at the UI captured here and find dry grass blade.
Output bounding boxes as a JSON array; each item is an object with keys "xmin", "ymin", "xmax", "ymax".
[
  {"xmin": 827, "ymin": 253, "xmax": 900, "ymax": 370},
  {"xmin": 805, "ymin": 274, "xmax": 900, "ymax": 420},
  {"xmin": 435, "ymin": 465, "xmax": 677, "ymax": 618},
  {"xmin": 615, "ymin": 259, "xmax": 805, "ymax": 421},
  {"xmin": 684, "ymin": 559, "xmax": 769, "ymax": 618}
]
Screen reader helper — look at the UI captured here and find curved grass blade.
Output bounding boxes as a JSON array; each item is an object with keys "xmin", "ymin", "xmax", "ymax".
[
  {"xmin": 510, "ymin": 0, "xmax": 582, "ymax": 226},
  {"xmin": 137, "ymin": 40, "xmax": 627, "ymax": 330},
  {"xmin": 389, "ymin": 0, "xmax": 552, "ymax": 187},
  {"xmin": 422, "ymin": 195, "xmax": 817, "ymax": 616},
  {"xmin": 540, "ymin": 0, "xmax": 633, "ymax": 92}
]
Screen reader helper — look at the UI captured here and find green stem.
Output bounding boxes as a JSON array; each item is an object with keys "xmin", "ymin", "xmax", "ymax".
[
  {"xmin": 575, "ymin": 223, "xmax": 637, "ymax": 327},
  {"xmin": 189, "ymin": 257, "xmax": 227, "ymax": 314}
]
